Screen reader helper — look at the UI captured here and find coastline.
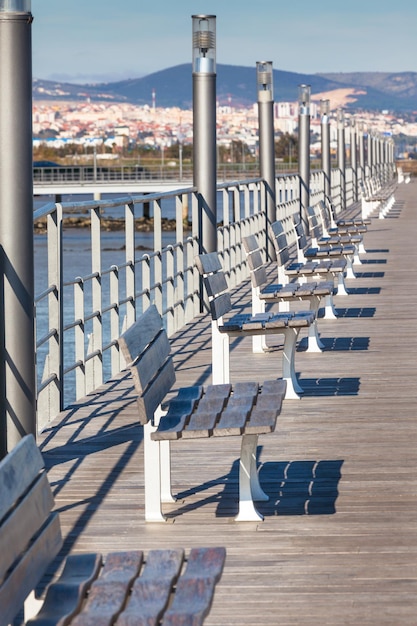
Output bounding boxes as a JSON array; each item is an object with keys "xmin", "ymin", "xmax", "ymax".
[{"xmin": 34, "ymin": 215, "xmax": 190, "ymax": 234}]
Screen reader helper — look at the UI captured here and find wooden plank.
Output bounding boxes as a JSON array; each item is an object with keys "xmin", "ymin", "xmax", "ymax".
[
  {"xmin": 70, "ymin": 551, "xmax": 143, "ymax": 626},
  {"xmin": 0, "ymin": 472, "xmax": 54, "ymax": 583},
  {"xmin": 131, "ymin": 329, "xmax": 171, "ymax": 393},
  {"xmin": 0, "ymin": 434, "xmax": 44, "ymax": 523},
  {"xmin": 118, "ymin": 305, "xmax": 162, "ymax": 366},
  {"xmin": 117, "ymin": 549, "xmax": 184, "ymax": 626},
  {"xmin": 0, "ymin": 514, "xmax": 62, "ymax": 626},
  {"xmin": 162, "ymin": 547, "xmax": 226, "ymax": 626},
  {"xmin": 210, "ymin": 292, "xmax": 232, "ymax": 320},
  {"xmin": 137, "ymin": 358, "xmax": 176, "ymax": 424},
  {"xmin": 203, "ymin": 272, "xmax": 228, "ymax": 297},
  {"xmin": 195, "ymin": 252, "xmax": 222, "ymax": 275},
  {"xmin": 26, "ymin": 553, "xmax": 103, "ymax": 626}
]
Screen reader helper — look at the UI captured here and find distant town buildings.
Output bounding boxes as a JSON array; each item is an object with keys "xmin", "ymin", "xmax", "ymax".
[{"xmin": 32, "ymin": 98, "xmax": 417, "ymax": 158}]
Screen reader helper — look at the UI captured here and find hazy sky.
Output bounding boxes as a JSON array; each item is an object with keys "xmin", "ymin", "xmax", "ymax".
[{"xmin": 32, "ymin": 0, "xmax": 417, "ymax": 83}]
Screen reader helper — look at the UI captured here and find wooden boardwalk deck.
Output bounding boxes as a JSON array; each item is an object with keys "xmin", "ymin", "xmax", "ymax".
[{"xmin": 38, "ymin": 181, "xmax": 417, "ymax": 625}]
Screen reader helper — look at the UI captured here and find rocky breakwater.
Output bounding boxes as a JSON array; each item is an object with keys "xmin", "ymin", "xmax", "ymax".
[{"xmin": 34, "ymin": 215, "xmax": 190, "ymax": 234}]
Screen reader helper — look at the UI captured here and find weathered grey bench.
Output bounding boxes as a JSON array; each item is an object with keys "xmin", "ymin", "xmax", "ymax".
[
  {"xmin": 292, "ymin": 213, "xmax": 357, "ymax": 282},
  {"xmin": 315, "ymin": 200, "xmax": 367, "ymax": 255},
  {"xmin": 269, "ymin": 219, "xmax": 348, "ymax": 301},
  {"xmin": 195, "ymin": 251, "xmax": 314, "ymax": 399},
  {"xmin": 0, "ymin": 434, "xmax": 225, "ymax": 626},
  {"xmin": 242, "ymin": 234, "xmax": 334, "ymax": 353},
  {"xmin": 360, "ymin": 177, "xmax": 396, "ymax": 219},
  {"xmin": 119, "ymin": 304, "xmax": 287, "ymax": 522}
]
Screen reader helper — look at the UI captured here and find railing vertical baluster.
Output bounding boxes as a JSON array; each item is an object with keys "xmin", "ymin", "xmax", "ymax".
[
  {"xmin": 110, "ymin": 265, "xmax": 120, "ymax": 375},
  {"xmin": 88, "ymin": 205, "xmax": 103, "ymax": 391},
  {"xmin": 47, "ymin": 203, "xmax": 63, "ymax": 418},
  {"xmin": 125, "ymin": 201, "xmax": 135, "ymax": 326},
  {"xmin": 166, "ymin": 246, "xmax": 175, "ymax": 336},
  {"xmin": 153, "ymin": 198, "xmax": 163, "ymax": 314},
  {"xmin": 74, "ymin": 278, "xmax": 85, "ymax": 400},
  {"xmin": 175, "ymin": 195, "xmax": 185, "ymax": 331}
]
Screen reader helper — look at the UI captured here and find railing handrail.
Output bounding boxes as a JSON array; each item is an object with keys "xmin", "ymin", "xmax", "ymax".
[{"xmin": 34, "ymin": 162, "xmax": 395, "ymax": 432}]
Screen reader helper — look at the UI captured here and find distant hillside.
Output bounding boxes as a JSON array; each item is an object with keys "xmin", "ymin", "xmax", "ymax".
[{"xmin": 33, "ymin": 64, "xmax": 417, "ymax": 112}]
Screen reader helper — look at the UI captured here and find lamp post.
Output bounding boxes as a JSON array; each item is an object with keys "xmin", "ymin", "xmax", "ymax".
[
  {"xmin": 298, "ymin": 84, "xmax": 311, "ymax": 231},
  {"xmin": 192, "ymin": 14, "xmax": 217, "ymax": 254},
  {"xmin": 337, "ymin": 108, "xmax": 346, "ymax": 211},
  {"xmin": 350, "ymin": 117, "xmax": 358, "ymax": 201},
  {"xmin": 358, "ymin": 121, "xmax": 365, "ymax": 185},
  {"xmin": 0, "ymin": 0, "xmax": 36, "ymax": 455},
  {"xmin": 257, "ymin": 61, "xmax": 276, "ymax": 259},
  {"xmin": 320, "ymin": 99, "xmax": 331, "ymax": 207}
]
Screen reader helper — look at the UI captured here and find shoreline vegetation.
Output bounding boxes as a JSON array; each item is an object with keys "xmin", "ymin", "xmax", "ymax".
[{"xmin": 34, "ymin": 215, "xmax": 190, "ymax": 234}]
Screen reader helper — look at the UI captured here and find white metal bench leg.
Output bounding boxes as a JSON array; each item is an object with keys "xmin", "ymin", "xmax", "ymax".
[
  {"xmin": 252, "ymin": 288, "xmax": 268, "ymax": 353},
  {"xmin": 353, "ymin": 246, "xmax": 362, "ymax": 266},
  {"xmin": 335, "ymin": 272, "xmax": 349, "ymax": 296},
  {"xmin": 322, "ymin": 293, "xmax": 338, "ymax": 319},
  {"xmin": 345, "ymin": 256, "xmax": 356, "ymax": 279},
  {"xmin": 143, "ymin": 421, "xmax": 167, "ymax": 522},
  {"xmin": 282, "ymin": 327, "xmax": 303, "ymax": 399},
  {"xmin": 211, "ymin": 320, "xmax": 230, "ymax": 384},
  {"xmin": 358, "ymin": 241, "xmax": 366, "ymax": 254},
  {"xmin": 305, "ymin": 295, "xmax": 324, "ymax": 353},
  {"xmin": 235, "ymin": 434, "xmax": 265, "ymax": 522}
]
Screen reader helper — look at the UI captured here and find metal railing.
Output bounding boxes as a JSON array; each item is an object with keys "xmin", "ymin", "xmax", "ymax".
[{"xmin": 34, "ymin": 163, "xmax": 394, "ymax": 431}]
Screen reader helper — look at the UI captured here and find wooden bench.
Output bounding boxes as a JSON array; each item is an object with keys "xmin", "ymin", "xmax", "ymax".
[
  {"xmin": 293, "ymin": 212, "xmax": 357, "ymax": 281},
  {"xmin": 360, "ymin": 177, "xmax": 396, "ymax": 219},
  {"xmin": 0, "ymin": 434, "xmax": 225, "ymax": 626},
  {"xmin": 195, "ymin": 251, "xmax": 314, "ymax": 399},
  {"xmin": 315, "ymin": 200, "xmax": 367, "ymax": 255},
  {"xmin": 118, "ymin": 304, "xmax": 287, "ymax": 522},
  {"xmin": 269, "ymin": 219, "xmax": 349, "ymax": 300},
  {"xmin": 242, "ymin": 234, "xmax": 335, "ymax": 353}
]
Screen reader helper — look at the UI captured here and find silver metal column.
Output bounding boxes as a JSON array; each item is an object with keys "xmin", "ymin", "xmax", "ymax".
[
  {"xmin": 298, "ymin": 84, "xmax": 311, "ymax": 231},
  {"xmin": 337, "ymin": 108, "xmax": 346, "ymax": 211},
  {"xmin": 320, "ymin": 99, "xmax": 331, "ymax": 206},
  {"xmin": 192, "ymin": 14, "xmax": 217, "ymax": 254},
  {"xmin": 0, "ymin": 0, "xmax": 35, "ymax": 455},
  {"xmin": 358, "ymin": 121, "xmax": 365, "ymax": 184},
  {"xmin": 257, "ymin": 61, "xmax": 276, "ymax": 259},
  {"xmin": 350, "ymin": 118, "xmax": 357, "ymax": 201}
]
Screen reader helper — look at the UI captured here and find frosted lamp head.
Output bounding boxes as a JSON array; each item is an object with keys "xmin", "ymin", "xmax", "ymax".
[
  {"xmin": 0, "ymin": 0, "xmax": 30, "ymax": 11},
  {"xmin": 337, "ymin": 108, "xmax": 345, "ymax": 127},
  {"xmin": 320, "ymin": 99, "xmax": 330, "ymax": 117},
  {"xmin": 298, "ymin": 84, "xmax": 311, "ymax": 114},
  {"xmin": 192, "ymin": 14, "xmax": 216, "ymax": 73},
  {"xmin": 256, "ymin": 61, "xmax": 273, "ymax": 102}
]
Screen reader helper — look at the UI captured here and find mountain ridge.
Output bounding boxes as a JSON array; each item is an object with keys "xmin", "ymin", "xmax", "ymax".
[{"xmin": 33, "ymin": 64, "xmax": 417, "ymax": 113}]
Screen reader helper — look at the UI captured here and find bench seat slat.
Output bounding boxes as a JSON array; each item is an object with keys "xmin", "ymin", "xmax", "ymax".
[
  {"xmin": 0, "ymin": 513, "xmax": 63, "ymax": 626},
  {"xmin": 136, "ymin": 359, "xmax": 176, "ymax": 425},
  {"xmin": 70, "ymin": 552, "xmax": 143, "ymax": 626},
  {"xmin": 162, "ymin": 547, "xmax": 226, "ymax": 626},
  {"xmin": 0, "ymin": 434, "xmax": 44, "ymax": 524},
  {"xmin": 26, "ymin": 553, "xmax": 103, "ymax": 626},
  {"xmin": 118, "ymin": 550, "xmax": 184, "ymax": 626},
  {"xmin": 0, "ymin": 472, "xmax": 54, "ymax": 583}
]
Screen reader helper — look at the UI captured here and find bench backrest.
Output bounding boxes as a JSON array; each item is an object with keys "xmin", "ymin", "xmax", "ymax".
[
  {"xmin": 0, "ymin": 434, "xmax": 63, "ymax": 626},
  {"xmin": 306, "ymin": 206, "xmax": 322, "ymax": 242},
  {"xmin": 317, "ymin": 200, "xmax": 332, "ymax": 234},
  {"xmin": 268, "ymin": 221, "xmax": 292, "ymax": 268},
  {"xmin": 195, "ymin": 252, "xmax": 233, "ymax": 321},
  {"xmin": 118, "ymin": 305, "xmax": 176, "ymax": 425},
  {"xmin": 242, "ymin": 235, "xmax": 268, "ymax": 289}
]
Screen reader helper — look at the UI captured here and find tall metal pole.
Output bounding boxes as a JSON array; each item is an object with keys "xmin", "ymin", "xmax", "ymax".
[
  {"xmin": 358, "ymin": 121, "xmax": 365, "ymax": 185},
  {"xmin": 192, "ymin": 14, "xmax": 217, "ymax": 254},
  {"xmin": 320, "ymin": 99, "xmax": 331, "ymax": 206},
  {"xmin": 0, "ymin": 0, "xmax": 35, "ymax": 456},
  {"xmin": 257, "ymin": 61, "xmax": 276, "ymax": 260},
  {"xmin": 350, "ymin": 118, "xmax": 357, "ymax": 202},
  {"xmin": 298, "ymin": 84, "xmax": 311, "ymax": 231},
  {"xmin": 337, "ymin": 108, "xmax": 346, "ymax": 211}
]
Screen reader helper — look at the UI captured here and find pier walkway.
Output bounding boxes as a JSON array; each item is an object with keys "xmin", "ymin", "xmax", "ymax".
[{"xmin": 38, "ymin": 181, "xmax": 417, "ymax": 625}]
